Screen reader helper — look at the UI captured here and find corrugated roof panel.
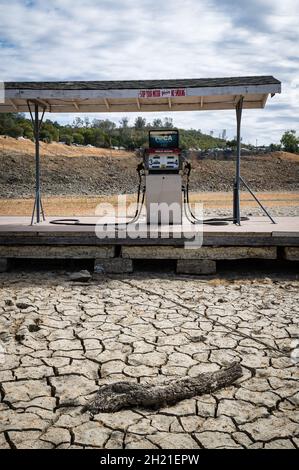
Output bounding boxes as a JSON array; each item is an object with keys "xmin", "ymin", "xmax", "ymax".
[{"xmin": 4, "ymin": 76, "xmax": 281, "ymax": 90}]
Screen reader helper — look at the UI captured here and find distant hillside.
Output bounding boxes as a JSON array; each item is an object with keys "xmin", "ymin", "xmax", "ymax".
[{"xmin": 0, "ymin": 112, "xmax": 225, "ymax": 151}]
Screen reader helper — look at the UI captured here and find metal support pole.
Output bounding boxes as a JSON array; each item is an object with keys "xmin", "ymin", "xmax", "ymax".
[
  {"xmin": 240, "ymin": 176, "xmax": 276, "ymax": 224},
  {"xmin": 34, "ymin": 103, "xmax": 41, "ymax": 223},
  {"xmin": 231, "ymin": 96, "xmax": 276, "ymax": 225},
  {"xmin": 27, "ymin": 100, "xmax": 46, "ymax": 224},
  {"xmin": 233, "ymin": 97, "xmax": 243, "ymax": 225}
]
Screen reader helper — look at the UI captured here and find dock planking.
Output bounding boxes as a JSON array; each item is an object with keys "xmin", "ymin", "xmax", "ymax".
[{"xmin": 0, "ymin": 216, "xmax": 298, "ymax": 273}]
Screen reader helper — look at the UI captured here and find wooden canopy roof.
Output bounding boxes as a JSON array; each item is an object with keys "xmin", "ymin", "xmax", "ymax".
[{"xmin": 0, "ymin": 76, "xmax": 281, "ymax": 113}]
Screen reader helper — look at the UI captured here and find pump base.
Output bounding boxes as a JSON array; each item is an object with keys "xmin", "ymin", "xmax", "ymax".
[{"xmin": 145, "ymin": 174, "xmax": 182, "ymax": 225}]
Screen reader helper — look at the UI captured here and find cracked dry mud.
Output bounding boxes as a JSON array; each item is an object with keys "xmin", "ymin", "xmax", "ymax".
[{"xmin": 0, "ymin": 271, "xmax": 298, "ymax": 449}]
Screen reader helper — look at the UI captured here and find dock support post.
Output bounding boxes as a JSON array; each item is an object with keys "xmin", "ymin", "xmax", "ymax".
[
  {"xmin": 176, "ymin": 259, "xmax": 216, "ymax": 275},
  {"xmin": 27, "ymin": 100, "xmax": 46, "ymax": 225},
  {"xmin": 0, "ymin": 258, "xmax": 8, "ymax": 272},
  {"xmin": 94, "ymin": 258, "xmax": 133, "ymax": 274}
]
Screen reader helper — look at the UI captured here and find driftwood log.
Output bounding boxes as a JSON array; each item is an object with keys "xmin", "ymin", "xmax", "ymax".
[{"xmin": 83, "ymin": 362, "xmax": 242, "ymax": 414}]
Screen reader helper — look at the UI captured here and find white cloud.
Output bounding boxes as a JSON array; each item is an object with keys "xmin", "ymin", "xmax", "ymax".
[{"xmin": 0, "ymin": 0, "xmax": 298, "ymax": 144}]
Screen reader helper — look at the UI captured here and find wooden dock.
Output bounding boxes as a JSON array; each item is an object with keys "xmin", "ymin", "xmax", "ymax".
[{"xmin": 0, "ymin": 216, "xmax": 298, "ymax": 274}]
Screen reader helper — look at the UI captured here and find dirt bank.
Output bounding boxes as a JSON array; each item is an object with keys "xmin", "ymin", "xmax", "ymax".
[{"xmin": 0, "ymin": 137, "xmax": 298, "ymax": 197}]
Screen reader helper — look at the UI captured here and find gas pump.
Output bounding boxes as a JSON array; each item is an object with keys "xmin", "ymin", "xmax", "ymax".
[
  {"xmin": 143, "ymin": 129, "xmax": 184, "ymax": 225},
  {"xmin": 50, "ymin": 128, "xmax": 244, "ymax": 228}
]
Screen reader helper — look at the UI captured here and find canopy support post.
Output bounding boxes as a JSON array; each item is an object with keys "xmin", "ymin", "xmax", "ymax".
[
  {"xmin": 233, "ymin": 97, "xmax": 243, "ymax": 225},
  {"xmin": 27, "ymin": 100, "xmax": 46, "ymax": 224},
  {"xmin": 232, "ymin": 96, "xmax": 276, "ymax": 225}
]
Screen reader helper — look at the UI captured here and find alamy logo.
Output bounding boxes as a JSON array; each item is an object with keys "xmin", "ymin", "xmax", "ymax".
[{"xmin": 93, "ymin": 196, "xmax": 204, "ymax": 249}]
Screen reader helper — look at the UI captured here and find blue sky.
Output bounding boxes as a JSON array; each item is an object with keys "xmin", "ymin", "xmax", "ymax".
[{"xmin": 0, "ymin": 0, "xmax": 298, "ymax": 144}]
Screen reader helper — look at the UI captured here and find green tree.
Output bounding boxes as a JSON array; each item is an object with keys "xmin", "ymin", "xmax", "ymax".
[
  {"xmin": 0, "ymin": 113, "xmax": 15, "ymax": 133},
  {"xmin": 93, "ymin": 128, "xmax": 106, "ymax": 147},
  {"xmin": 60, "ymin": 134, "xmax": 73, "ymax": 145},
  {"xmin": 72, "ymin": 117, "xmax": 84, "ymax": 128},
  {"xmin": 119, "ymin": 117, "xmax": 129, "ymax": 129},
  {"xmin": 42, "ymin": 120, "xmax": 59, "ymax": 142},
  {"xmin": 40, "ymin": 129, "xmax": 52, "ymax": 143},
  {"xmin": 163, "ymin": 117, "xmax": 173, "ymax": 128},
  {"xmin": 73, "ymin": 132, "xmax": 84, "ymax": 145},
  {"xmin": 7, "ymin": 126, "xmax": 23, "ymax": 138},
  {"xmin": 82, "ymin": 128, "xmax": 94, "ymax": 145},
  {"xmin": 134, "ymin": 116, "xmax": 146, "ymax": 130},
  {"xmin": 118, "ymin": 117, "xmax": 131, "ymax": 148},
  {"xmin": 152, "ymin": 118, "xmax": 163, "ymax": 128},
  {"xmin": 269, "ymin": 143, "xmax": 281, "ymax": 152},
  {"xmin": 19, "ymin": 121, "xmax": 34, "ymax": 140},
  {"xmin": 226, "ymin": 139, "xmax": 237, "ymax": 149},
  {"xmin": 91, "ymin": 119, "xmax": 116, "ymax": 147},
  {"xmin": 280, "ymin": 130, "xmax": 298, "ymax": 153}
]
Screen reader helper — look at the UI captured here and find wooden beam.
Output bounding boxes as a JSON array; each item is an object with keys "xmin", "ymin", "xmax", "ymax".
[
  {"xmin": 234, "ymin": 95, "xmax": 242, "ymax": 105},
  {"xmin": 0, "ymin": 245, "xmax": 115, "ymax": 259},
  {"xmin": 72, "ymin": 100, "xmax": 80, "ymax": 111},
  {"xmin": 9, "ymin": 99, "xmax": 18, "ymax": 111},
  {"xmin": 0, "ymin": 100, "xmax": 265, "ymax": 113},
  {"xmin": 0, "ymin": 235, "xmax": 298, "ymax": 246},
  {"xmin": 39, "ymin": 99, "xmax": 51, "ymax": 112},
  {"xmin": 104, "ymin": 98, "xmax": 110, "ymax": 110},
  {"xmin": 36, "ymin": 98, "xmax": 49, "ymax": 109},
  {"xmin": 121, "ymin": 245, "xmax": 277, "ymax": 260},
  {"xmin": 27, "ymin": 98, "xmax": 49, "ymax": 110},
  {"xmin": 136, "ymin": 98, "xmax": 141, "ymax": 110},
  {"xmin": 168, "ymin": 98, "xmax": 172, "ymax": 109},
  {"xmin": 261, "ymin": 93, "xmax": 268, "ymax": 108},
  {"xmin": 200, "ymin": 96, "xmax": 204, "ymax": 108}
]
